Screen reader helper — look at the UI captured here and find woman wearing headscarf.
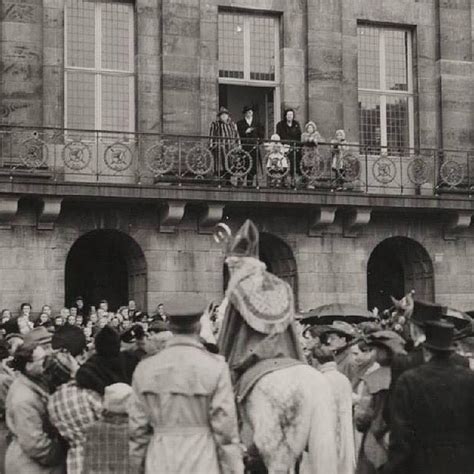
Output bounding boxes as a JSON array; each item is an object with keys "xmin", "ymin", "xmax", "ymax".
[{"xmin": 75, "ymin": 326, "xmax": 139, "ymax": 396}]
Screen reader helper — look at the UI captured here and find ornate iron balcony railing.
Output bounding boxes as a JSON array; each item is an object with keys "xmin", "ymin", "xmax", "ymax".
[{"xmin": 0, "ymin": 125, "xmax": 473, "ymax": 196}]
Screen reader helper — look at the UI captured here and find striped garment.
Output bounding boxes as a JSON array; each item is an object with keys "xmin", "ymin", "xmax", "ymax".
[{"xmin": 209, "ymin": 119, "xmax": 240, "ymax": 150}]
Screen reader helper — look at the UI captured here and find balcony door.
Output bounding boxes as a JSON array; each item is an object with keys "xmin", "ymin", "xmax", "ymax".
[{"xmin": 219, "ymin": 84, "xmax": 276, "ymax": 138}]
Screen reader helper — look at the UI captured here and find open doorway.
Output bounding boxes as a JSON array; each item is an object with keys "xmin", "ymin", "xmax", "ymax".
[
  {"xmin": 219, "ymin": 84, "xmax": 277, "ymax": 138},
  {"xmin": 367, "ymin": 236, "xmax": 434, "ymax": 312},
  {"xmin": 65, "ymin": 230, "xmax": 147, "ymax": 312}
]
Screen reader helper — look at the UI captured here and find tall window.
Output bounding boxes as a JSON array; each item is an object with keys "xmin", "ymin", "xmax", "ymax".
[
  {"xmin": 358, "ymin": 25, "xmax": 415, "ymax": 153},
  {"xmin": 218, "ymin": 12, "xmax": 279, "ymax": 82},
  {"xmin": 65, "ymin": 0, "xmax": 135, "ymax": 132}
]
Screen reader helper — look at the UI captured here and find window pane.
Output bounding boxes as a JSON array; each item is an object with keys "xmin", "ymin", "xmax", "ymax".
[
  {"xmin": 359, "ymin": 94, "xmax": 381, "ymax": 153},
  {"xmin": 102, "ymin": 74, "xmax": 132, "ymax": 131},
  {"xmin": 102, "ymin": 0, "xmax": 133, "ymax": 71},
  {"xmin": 218, "ymin": 13, "xmax": 244, "ymax": 79},
  {"xmin": 385, "ymin": 29, "xmax": 408, "ymax": 91},
  {"xmin": 66, "ymin": 0, "xmax": 95, "ymax": 68},
  {"xmin": 358, "ymin": 26, "xmax": 380, "ymax": 90},
  {"xmin": 66, "ymin": 71, "xmax": 95, "ymax": 129},
  {"xmin": 249, "ymin": 16, "xmax": 276, "ymax": 81},
  {"xmin": 386, "ymin": 96, "xmax": 409, "ymax": 152}
]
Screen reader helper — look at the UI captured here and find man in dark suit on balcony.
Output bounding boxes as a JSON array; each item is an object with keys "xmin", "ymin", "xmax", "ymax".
[{"xmin": 236, "ymin": 105, "xmax": 264, "ymax": 185}]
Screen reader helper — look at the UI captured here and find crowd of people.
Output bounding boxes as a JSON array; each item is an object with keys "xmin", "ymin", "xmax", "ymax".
[
  {"xmin": 0, "ymin": 221, "xmax": 473, "ymax": 474},
  {"xmin": 208, "ymin": 106, "xmax": 348, "ymax": 188}
]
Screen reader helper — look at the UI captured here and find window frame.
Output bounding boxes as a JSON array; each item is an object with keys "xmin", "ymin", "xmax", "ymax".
[
  {"xmin": 358, "ymin": 25, "xmax": 415, "ymax": 151},
  {"xmin": 64, "ymin": 0, "xmax": 135, "ymax": 132},
  {"xmin": 218, "ymin": 12, "xmax": 280, "ymax": 88}
]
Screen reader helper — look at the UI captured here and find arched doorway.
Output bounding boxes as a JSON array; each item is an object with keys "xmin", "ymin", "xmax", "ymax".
[
  {"xmin": 65, "ymin": 230, "xmax": 147, "ymax": 311},
  {"xmin": 223, "ymin": 232, "xmax": 298, "ymax": 304},
  {"xmin": 367, "ymin": 237, "xmax": 434, "ymax": 311}
]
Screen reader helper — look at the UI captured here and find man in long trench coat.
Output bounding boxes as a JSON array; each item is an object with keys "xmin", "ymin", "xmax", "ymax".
[{"xmin": 129, "ymin": 294, "xmax": 244, "ymax": 474}]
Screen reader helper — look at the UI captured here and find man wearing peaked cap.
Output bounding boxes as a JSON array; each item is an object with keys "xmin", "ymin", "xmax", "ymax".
[
  {"xmin": 165, "ymin": 293, "xmax": 208, "ymax": 323},
  {"xmin": 129, "ymin": 292, "xmax": 244, "ymax": 474},
  {"xmin": 385, "ymin": 320, "xmax": 474, "ymax": 474}
]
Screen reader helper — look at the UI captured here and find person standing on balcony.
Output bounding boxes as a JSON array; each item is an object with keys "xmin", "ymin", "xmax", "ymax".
[
  {"xmin": 331, "ymin": 129, "xmax": 347, "ymax": 190},
  {"xmin": 237, "ymin": 105, "xmax": 264, "ymax": 186},
  {"xmin": 301, "ymin": 121, "xmax": 324, "ymax": 188},
  {"xmin": 209, "ymin": 107, "xmax": 240, "ymax": 182},
  {"xmin": 276, "ymin": 109, "xmax": 302, "ymax": 186}
]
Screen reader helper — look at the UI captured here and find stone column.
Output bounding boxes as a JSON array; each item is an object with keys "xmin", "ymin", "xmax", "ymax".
[
  {"xmin": 307, "ymin": 0, "xmax": 343, "ymax": 140},
  {"xmin": 161, "ymin": 0, "xmax": 200, "ymax": 135},
  {"xmin": 43, "ymin": 0, "xmax": 64, "ymax": 128},
  {"xmin": 198, "ymin": 0, "xmax": 218, "ymax": 135},
  {"xmin": 0, "ymin": 0, "xmax": 43, "ymax": 126},
  {"xmin": 281, "ymin": 1, "xmax": 307, "ymax": 124},
  {"xmin": 137, "ymin": 0, "xmax": 162, "ymax": 133},
  {"xmin": 437, "ymin": 0, "xmax": 474, "ymax": 149}
]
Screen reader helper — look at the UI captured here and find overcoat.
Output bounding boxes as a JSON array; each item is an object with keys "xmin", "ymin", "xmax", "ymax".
[
  {"xmin": 129, "ymin": 335, "xmax": 244, "ymax": 474},
  {"xmin": 5, "ymin": 374, "xmax": 65, "ymax": 474},
  {"xmin": 384, "ymin": 356, "xmax": 474, "ymax": 474}
]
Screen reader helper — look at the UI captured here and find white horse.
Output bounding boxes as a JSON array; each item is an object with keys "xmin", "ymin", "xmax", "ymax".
[
  {"xmin": 200, "ymin": 307, "xmax": 338, "ymax": 474},
  {"xmin": 241, "ymin": 364, "xmax": 338, "ymax": 474}
]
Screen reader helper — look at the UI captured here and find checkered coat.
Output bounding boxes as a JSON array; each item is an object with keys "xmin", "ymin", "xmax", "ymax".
[
  {"xmin": 47, "ymin": 382, "xmax": 103, "ymax": 474},
  {"xmin": 82, "ymin": 412, "xmax": 130, "ymax": 473}
]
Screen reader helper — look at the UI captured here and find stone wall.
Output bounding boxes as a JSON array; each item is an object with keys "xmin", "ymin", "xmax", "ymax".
[
  {"xmin": 2, "ymin": 199, "xmax": 474, "ymax": 314},
  {"xmin": 1, "ymin": 0, "xmax": 472, "ymax": 146}
]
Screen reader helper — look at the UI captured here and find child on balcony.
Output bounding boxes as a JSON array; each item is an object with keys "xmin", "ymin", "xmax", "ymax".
[
  {"xmin": 264, "ymin": 134, "xmax": 290, "ymax": 187},
  {"xmin": 331, "ymin": 129, "xmax": 347, "ymax": 190}
]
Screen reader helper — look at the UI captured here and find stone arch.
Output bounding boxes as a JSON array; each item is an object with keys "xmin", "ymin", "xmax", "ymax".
[
  {"xmin": 65, "ymin": 229, "xmax": 147, "ymax": 312},
  {"xmin": 367, "ymin": 236, "xmax": 434, "ymax": 311}
]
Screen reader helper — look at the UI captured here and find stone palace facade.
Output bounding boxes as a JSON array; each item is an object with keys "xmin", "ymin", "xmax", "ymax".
[{"xmin": 0, "ymin": 0, "xmax": 473, "ymax": 313}]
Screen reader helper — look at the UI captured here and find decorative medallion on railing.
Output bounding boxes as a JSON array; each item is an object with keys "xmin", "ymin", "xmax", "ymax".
[
  {"xmin": 263, "ymin": 150, "xmax": 291, "ymax": 181},
  {"xmin": 300, "ymin": 148, "xmax": 325, "ymax": 181},
  {"xmin": 407, "ymin": 156, "xmax": 430, "ymax": 185},
  {"xmin": 104, "ymin": 143, "xmax": 133, "ymax": 172},
  {"xmin": 341, "ymin": 152, "xmax": 361, "ymax": 182},
  {"xmin": 20, "ymin": 136, "xmax": 47, "ymax": 168},
  {"xmin": 62, "ymin": 141, "xmax": 91, "ymax": 170},
  {"xmin": 145, "ymin": 141, "xmax": 177, "ymax": 175},
  {"xmin": 373, "ymin": 154, "xmax": 397, "ymax": 185},
  {"xmin": 225, "ymin": 147, "xmax": 252, "ymax": 177},
  {"xmin": 440, "ymin": 160, "xmax": 464, "ymax": 187},
  {"xmin": 185, "ymin": 143, "xmax": 213, "ymax": 177}
]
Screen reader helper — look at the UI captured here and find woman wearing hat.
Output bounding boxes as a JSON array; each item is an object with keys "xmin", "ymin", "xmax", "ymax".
[
  {"xmin": 5, "ymin": 338, "xmax": 66, "ymax": 474},
  {"xmin": 354, "ymin": 331, "xmax": 406, "ymax": 474},
  {"xmin": 209, "ymin": 107, "xmax": 240, "ymax": 181}
]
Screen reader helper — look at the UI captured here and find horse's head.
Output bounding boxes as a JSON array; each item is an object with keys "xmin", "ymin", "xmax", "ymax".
[{"xmin": 390, "ymin": 290, "xmax": 415, "ymax": 321}]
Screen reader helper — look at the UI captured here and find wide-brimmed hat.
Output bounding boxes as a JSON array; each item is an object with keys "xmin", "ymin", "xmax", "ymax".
[
  {"xmin": 423, "ymin": 319, "xmax": 456, "ymax": 352},
  {"xmin": 411, "ymin": 300, "xmax": 443, "ymax": 328},
  {"xmin": 319, "ymin": 321, "xmax": 356, "ymax": 340},
  {"xmin": 242, "ymin": 105, "xmax": 254, "ymax": 114},
  {"xmin": 217, "ymin": 106, "xmax": 230, "ymax": 116},
  {"xmin": 367, "ymin": 330, "xmax": 406, "ymax": 355}
]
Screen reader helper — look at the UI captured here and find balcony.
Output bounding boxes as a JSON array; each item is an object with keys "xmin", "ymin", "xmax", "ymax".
[{"xmin": 0, "ymin": 125, "xmax": 473, "ymax": 196}]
